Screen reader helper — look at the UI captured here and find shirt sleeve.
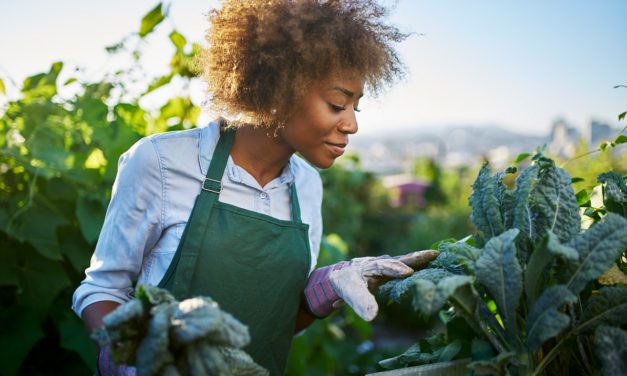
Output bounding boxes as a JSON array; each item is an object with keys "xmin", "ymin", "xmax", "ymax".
[{"xmin": 72, "ymin": 137, "xmax": 164, "ymax": 317}]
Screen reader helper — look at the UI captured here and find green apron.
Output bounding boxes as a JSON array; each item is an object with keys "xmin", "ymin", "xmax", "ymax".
[{"xmin": 159, "ymin": 127, "xmax": 312, "ymax": 375}]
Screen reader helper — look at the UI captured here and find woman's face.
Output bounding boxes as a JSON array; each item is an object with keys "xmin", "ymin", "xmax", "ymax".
[{"xmin": 279, "ymin": 72, "xmax": 366, "ymax": 169}]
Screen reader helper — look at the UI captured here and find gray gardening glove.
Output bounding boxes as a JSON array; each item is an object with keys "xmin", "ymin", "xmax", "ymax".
[{"xmin": 304, "ymin": 250, "xmax": 438, "ymax": 321}]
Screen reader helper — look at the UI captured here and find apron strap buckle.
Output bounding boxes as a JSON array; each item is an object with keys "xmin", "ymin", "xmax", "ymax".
[{"xmin": 202, "ymin": 178, "xmax": 222, "ymax": 194}]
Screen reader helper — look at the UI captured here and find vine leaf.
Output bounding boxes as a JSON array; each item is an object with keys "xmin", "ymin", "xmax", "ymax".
[
  {"xmin": 0, "ymin": 306, "xmax": 44, "ymax": 376},
  {"xmin": 526, "ymin": 285, "xmax": 577, "ymax": 351},
  {"xmin": 139, "ymin": 3, "xmax": 166, "ymax": 38}
]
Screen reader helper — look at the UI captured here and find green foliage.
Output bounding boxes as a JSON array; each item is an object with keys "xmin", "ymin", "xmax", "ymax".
[
  {"xmin": 320, "ymin": 154, "xmax": 393, "ymax": 256},
  {"xmin": 139, "ymin": 3, "xmax": 166, "ymax": 38},
  {"xmin": 0, "ymin": 4, "xmax": 204, "ymax": 374},
  {"xmin": 378, "ymin": 335, "xmax": 462, "ymax": 370},
  {"xmin": 475, "ymin": 229, "xmax": 523, "ymax": 339},
  {"xmin": 380, "ymin": 154, "xmax": 627, "ymax": 375},
  {"xmin": 594, "ymin": 325, "xmax": 627, "ymax": 376}
]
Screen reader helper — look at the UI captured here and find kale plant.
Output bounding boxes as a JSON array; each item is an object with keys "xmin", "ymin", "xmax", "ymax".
[
  {"xmin": 92, "ymin": 285, "xmax": 268, "ymax": 376},
  {"xmin": 380, "ymin": 155, "xmax": 627, "ymax": 375}
]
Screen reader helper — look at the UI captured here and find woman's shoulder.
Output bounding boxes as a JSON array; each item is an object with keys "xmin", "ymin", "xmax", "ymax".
[
  {"xmin": 119, "ymin": 122, "xmax": 220, "ymax": 177},
  {"xmin": 145, "ymin": 122, "xmax": 219, "ymax": 146}
]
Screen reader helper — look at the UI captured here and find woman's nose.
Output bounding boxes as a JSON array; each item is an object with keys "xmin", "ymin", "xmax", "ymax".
[{"xmin": 338, "ymin": 109, "xmax": 358, "ymax": 134}]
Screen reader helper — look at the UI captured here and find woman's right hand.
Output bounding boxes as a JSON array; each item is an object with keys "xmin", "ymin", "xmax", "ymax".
[{"xmin": 97, "ymin": 346, "xmax": 137, "ymax": 376}]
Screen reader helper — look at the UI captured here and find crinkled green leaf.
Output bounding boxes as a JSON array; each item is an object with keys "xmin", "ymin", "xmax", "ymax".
[
  {"xmin": 594, "ymin": 325, "xmax": 627, "ymax": 376},
  {"xmin": 170, "ymin": 297, "xmax": 249, "ymax": 348},
  {"xmin": 379, "ymin": 268, "xmax": 473, "ymax": 316},
  {"xmin": 432, "ymin": 241, "xmax": 480, "ymax": 274},
  {"xmin": 598, "ymin": 172, "xmax": 627, "ymax": 216},
  {"xmin": 379, "ymin": 268, "xmax": 453, "ymax": 303},
  {"xmin": 410, "ymin": 275, "xmax": 474, "ymax": 315},
  {"xmin": 529, "ymin": 164, "xmax": 580, "ymax": 244},
  {"xmin": 136, "ymin": 303, "xmax": 176, "ymax": 376},
  {"xmin": 512, "ymin": 164, "xmax": 539, "ymax": 241},
  {"xmin": 379, "ymin": 335, "xmax": 463, "ymax": 370},
  {"xmin": 468, "ymin": 352, "xmax": 515, "ymax": 376},
  {"xmin": 475, "ymin": 229, "xmax": 522, "ymax": 335},
  {"xmin": 526, "ymin": 285, "xmax": 577, "ymax": 351},
  {"xmin": 469, "ymin": 164, "xmax": 505, "ymax": 243},
  {"xmin": 525, "ymin": 231, "xmax": 578, "ymax": 302},
  {"xmin": 218, "ymin": 347, "xmax": 269, "ymax": 376},
  {"xmin": 576, "ymin": 287, "xmax": 627, "ymax": 334},
  {"xmin": 566, "ymin": 213, "xmax": 627, "ymax": 294},
  {"xmin": 97, "ymin": 286, "xmax": 263, "ymax": 375}
]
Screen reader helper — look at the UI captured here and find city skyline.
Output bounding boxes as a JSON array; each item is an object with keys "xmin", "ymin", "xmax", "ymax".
[{"xmin": 1, "ymin": 0, "xmax": 626, "ymax": 135}]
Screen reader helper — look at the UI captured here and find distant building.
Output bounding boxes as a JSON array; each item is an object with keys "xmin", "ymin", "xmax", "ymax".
[
  {"xmin": 588, "ymin": 120, "xmax": 616, "ymax": 146},
  {"xmin": 548, "ymin": 119, "xmax": 580, "ymax": 158},
  {"xmin": 381, "ymin": 174, "xmax": 430, "ymax": 208}
]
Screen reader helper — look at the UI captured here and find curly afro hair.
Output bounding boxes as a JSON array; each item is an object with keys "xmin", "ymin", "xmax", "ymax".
[{"xmin": 198, "ymin": 0, "xmax": 407, "ymax": 126}]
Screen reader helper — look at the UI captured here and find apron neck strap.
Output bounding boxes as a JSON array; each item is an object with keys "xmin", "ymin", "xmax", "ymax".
[
  {"xmin": 202, "ymin": 126, "xmax": 235, "ymax": 193},
  {"xmin": 289, "ymin": 183, "xmax": 302, "ymax": 223},
  {"xmin": 203, "ymin": 125, "xmax": 304, "ymax": 223}
]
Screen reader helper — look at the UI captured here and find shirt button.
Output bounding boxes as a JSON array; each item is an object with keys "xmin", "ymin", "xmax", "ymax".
[{"xmin": 260, "ymin": 192, "xmax": 268, "ymax": 199}]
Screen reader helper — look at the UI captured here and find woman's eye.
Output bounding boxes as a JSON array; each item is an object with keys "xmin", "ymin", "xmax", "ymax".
[
  {"xmin": 354, "ymin": 106, "xmax": 361, "ymax": 113},
  {"xmin": 329, "ymin": 104, "xmax": 345, "ymax": 112}
]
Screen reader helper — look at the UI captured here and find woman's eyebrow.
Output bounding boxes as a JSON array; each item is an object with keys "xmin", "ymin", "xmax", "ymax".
[{"xmin": 332, "ymin": 86, "xmax": 364, "ymax": 99}]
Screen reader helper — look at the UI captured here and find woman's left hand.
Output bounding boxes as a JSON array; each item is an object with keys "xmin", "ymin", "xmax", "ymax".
[{"xmin": 304, "ymin": 250, "xmax": 438, "ymax": 321}]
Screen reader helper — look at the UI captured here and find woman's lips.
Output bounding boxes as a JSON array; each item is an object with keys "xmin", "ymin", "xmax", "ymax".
[{"xmin": 326, "ymin": 142, "xmax": 346, "ymax": 157}]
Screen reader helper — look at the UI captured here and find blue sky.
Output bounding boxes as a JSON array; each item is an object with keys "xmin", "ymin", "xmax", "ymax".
[{"xmin": 1, "ymin": 0, "xmax": 626, "ymax": 135}]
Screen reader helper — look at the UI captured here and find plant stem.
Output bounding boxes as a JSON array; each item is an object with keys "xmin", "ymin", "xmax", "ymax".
[
  {"xmin": 532, "ymin": 334, "xmax": 570, "ymax": 376},
  {"xmin": 568, "ymin": 304, "xmax": 592, "ymax": 376},
  {"xmin": 449, "ymin": 294, "xmax": 510, "ymax": 358},
  {"xmin": 559, "ymin": 124, "xmax": 627, "ymax": 168},
  {"xmin": 478, "ymin": 317, "xmax": 508, "ymax": 355}
]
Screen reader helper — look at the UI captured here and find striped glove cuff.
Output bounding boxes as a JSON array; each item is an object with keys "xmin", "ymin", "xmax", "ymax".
[{"xmin": 303, "ymin": 261, "xmax": 351, "ymax": 318}]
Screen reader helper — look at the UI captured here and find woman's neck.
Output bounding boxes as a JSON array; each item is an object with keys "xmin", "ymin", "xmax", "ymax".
[{"xmin": 230, "ymin": 125, "xmax": 294, "ymax": 187}]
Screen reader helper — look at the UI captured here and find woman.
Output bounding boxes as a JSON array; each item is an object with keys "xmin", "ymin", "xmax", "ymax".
[{"xmin": 73, "ymin": 1, "xmax": 436, "ymax": 374}]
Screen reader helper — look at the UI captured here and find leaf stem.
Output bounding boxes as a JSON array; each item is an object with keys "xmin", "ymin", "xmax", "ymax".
[
  {"xmin": 532, "ymin": 334, "xmax": 570, "ymax": 376},
  {"xmin": 477, "ymin": 316, "xmax": 508, "ymax": 355},
  {"xmin": 568, "ymin": 304, "xmax": 592, "ymax": 376}
]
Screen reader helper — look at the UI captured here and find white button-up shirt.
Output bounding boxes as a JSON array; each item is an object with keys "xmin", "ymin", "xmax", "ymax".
[{"xmin": 72, "ymin": 122, "xmax": 323, "ymax": 317}]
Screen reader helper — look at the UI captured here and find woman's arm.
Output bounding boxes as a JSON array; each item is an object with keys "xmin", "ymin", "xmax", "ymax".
[
  {"xmin": 295, "ymin": 297, "xmax": 317, "ymax": 332},
  {"xmin": 82, "ymin": 301, "xmax": 121, "ymax": 336}
]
